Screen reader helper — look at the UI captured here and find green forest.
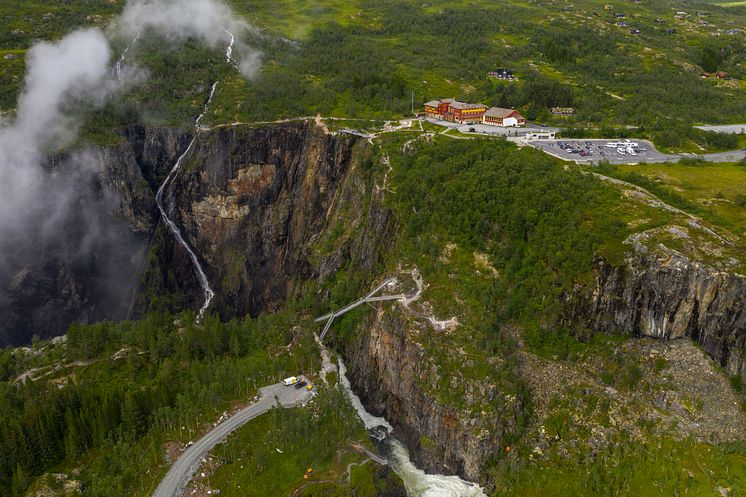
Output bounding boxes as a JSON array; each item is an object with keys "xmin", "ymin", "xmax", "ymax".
[
  {"xmin": 0, "ymin": 310, "xmax": 321, "ymax": 496},
  {"xmin": 1, "ymin": 0, "xmax": 746, "ymax": 495},
  {"xmin": 5, "ymin": 0, "xmax": 746, "ymax": 150}
]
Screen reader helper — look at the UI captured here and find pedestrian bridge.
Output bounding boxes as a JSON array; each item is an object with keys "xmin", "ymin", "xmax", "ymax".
[{"xmin": 314, "ymin": 278, "xmax": 405, "ymax": 341}]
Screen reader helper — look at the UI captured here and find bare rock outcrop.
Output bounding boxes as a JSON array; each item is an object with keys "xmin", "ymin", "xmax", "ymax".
[
  {"xmin": 141, "ymin": 122, "xmax": 396, "ymax": 319},
  {"xmin": 567, "ymin": 245, "xmax": 746, "ymax": 380}
]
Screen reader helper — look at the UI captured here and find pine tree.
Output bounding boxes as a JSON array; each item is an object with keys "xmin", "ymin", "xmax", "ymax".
[
  {"xmin": 11, "ymin": 463, "xmax": 28, "ymax": 497},
  {"xmin": 121, "ymin": 392, "xmax": 144, "ymax": 440},
  {"xmin": 64, "ymin": 408, "xmax": 82, "ymax": 460}
]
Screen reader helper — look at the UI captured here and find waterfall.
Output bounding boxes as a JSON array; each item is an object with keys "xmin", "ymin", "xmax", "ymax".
[
  {"xmin": 155, "ymin": 83, "xmax": 217, "ymax": 319},
  {"xmin": 222, "ymin": 28, "xmax": 236, "ymax": 66},
  {"xmin": 153, "ymin": 29, "xmax": 235, "ymax": 319},
  {"xmin": 112, "ymin": 32, "xmax": 141, "ymax": 80},
  {"xmin": 338, "ymin": 359, "xmax": 487, "ymax": 497}
]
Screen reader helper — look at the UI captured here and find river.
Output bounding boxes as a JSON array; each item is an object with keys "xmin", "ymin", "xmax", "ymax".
[{"xmin": 338, "ymin": 359, "xmax": 487, "ymax": 497}]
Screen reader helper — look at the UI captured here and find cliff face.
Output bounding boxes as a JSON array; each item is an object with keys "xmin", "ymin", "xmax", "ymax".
[
  {"xmin": 141, "ymin": 122, "xmax": 396, "ymax": 319},
  {"xmin": 567, "ymin": 246, "xmax": 746, "ymax": 381},
  {"xmin": 343, "ymin": 301, "xmax": 521, "ymax": 484},
  {"xmin": 0, "ymin": 122, "xmax": 394, "ymax": 344},
  {"xmin": 0, "ymin": 127, "xmax": 190, "ymax": 346}
]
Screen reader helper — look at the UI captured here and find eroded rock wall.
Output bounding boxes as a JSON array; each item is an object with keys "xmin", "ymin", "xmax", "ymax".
[
  {"xmin": 567, "ymin": 249, "xmax": 746, "ymax": 380},
  {"xmin": 144, "ymin": 122, "xmax": 396, "ymax": 319},
  {"xmin": 0, "ymin": 127, "xmax": 190, "ymax": 345}
]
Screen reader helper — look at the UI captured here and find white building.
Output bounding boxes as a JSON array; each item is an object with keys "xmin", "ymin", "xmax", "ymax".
[{"xmin": 526, "ymin": 131, "xmax": 556, "ymax": 140}]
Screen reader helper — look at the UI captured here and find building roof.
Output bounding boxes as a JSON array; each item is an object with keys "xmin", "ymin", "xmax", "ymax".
[
  {"xmin": 449, "ymin": 101, "xmax": 487, "ymax": 110},
  {"xmin": 424, "ymin": 100, "xmax": 441, "ymax": 107},
  {"xmin": 551, "ymin": 107, "xmax": 575, "ymax": 114},
  {"xmin": 484, "ymin": 107, "xmax": 520, "ymax": 118}
]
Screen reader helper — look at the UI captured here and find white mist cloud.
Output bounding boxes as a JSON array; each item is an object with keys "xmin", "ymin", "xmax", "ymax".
[
  {"xmin": 17, "ymin": 29, "xmax": 112, "ymax": 145},
  {"xmin": 0, "ymin": 0, "xmax": 261, "ymax": 336},
  {"xmin": 117, "ymin": 0, "xmax": 247, "ymax": 45},
  {"xmin": 0, "ymin": 29, "xmax": 112, "ymax": 240},
  {"xmin": 113, "ymin": 0, "xmax": 261, "ymax": 79},
  {"xmin": 0, "ymin": 0, "xmax": 259, "ymax": 235}
]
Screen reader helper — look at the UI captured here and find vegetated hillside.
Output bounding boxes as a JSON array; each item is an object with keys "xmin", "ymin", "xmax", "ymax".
[
  {"xmin": 1, "ymin": 1, "xmax": 746, "ymax": 495},
  {"xmin": 331, "ymin": 131, "xmax": 746, "ymax": 494},
  {"xmin": 5, "ymin": 0, "xmax": 746, "ymax": 150},
  {"xmin": 597, "ymin": 160, "xmax": 746, "ymax": 250},
  {"xmin": 0, "ymin": 310, "xmax": 404, "ymax": 497}
]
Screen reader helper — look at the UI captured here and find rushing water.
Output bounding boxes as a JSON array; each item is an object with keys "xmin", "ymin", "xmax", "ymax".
[
  {"xmin": 155, "ymin": 82, "xmax": 217, "ymax": 319},
  {"xmin": 151, "ymin": 29, "xmax": 239, "ymax": 319},
  {"xmin": 222, "ymin": 28, "xmax": 236, "ymax": 66},
  {"xmin": 338, "ymin": 359, "xmax": 487, "ymax": 497},
  {"xmin": 112, "ymin": 32, "xmax": 141, "ymax": 80}
]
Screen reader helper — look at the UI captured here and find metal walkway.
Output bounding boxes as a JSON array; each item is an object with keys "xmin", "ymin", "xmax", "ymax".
[
  {"xmin": 315, "ymin": 278, "xmax": 403, "ymax": 341},
  {"xmin": 349, "ymin": 441, "xmax": 388, "ymax": 466}
]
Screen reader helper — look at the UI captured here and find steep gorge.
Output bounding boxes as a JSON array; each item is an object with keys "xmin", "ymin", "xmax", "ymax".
[
  {"xmin": 0, "ymin": 126, "xmax": 191, "ymax": 346},
  {"xmin": 138, "ymin": 122, "xmax": 397, "ymax": 319},
  {"xmin": 0, "ymin": 122, "xmax": 395, "ymax": 343},
  {"xmin": 3, "ymin": 121, "xmax": 745, "ymax": 488}
]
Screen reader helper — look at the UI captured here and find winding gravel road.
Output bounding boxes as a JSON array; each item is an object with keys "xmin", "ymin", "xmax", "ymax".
[{"xmin": 152, "ymin": 383, "xmax": 312, "ymax": 497}]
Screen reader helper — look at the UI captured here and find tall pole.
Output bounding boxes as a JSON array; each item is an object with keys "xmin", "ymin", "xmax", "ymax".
[{"xmin": 411, "ymin": 91, "xmax": 414, "ymax": 115}]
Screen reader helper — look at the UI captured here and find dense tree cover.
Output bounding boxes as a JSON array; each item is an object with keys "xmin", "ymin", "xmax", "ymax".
[
  {"xmin": 0, "ymin": 0, "xmax": 122, "ymax": 111},
  {"xmin": 390, "ymin": 138, "xmax": 626, "ymax": 319},
  {"xmin": 6, "ymin": 0, "xmax": 746, "ymax": 151},
  {"xmin": 212, "ymin": 2, "xmax": 746, "ymax": 151},
  {"xmin": 0, "ymin": 310, "xmax": 319, "ymax": 496},
  {"xmin": 484, "ymin": 72, "xmax": 575, "ymax": 121},
  {"xmin": 520, "ymin": 20, "xmax": 746, "ymax": 127},
  {"xmin": 698, "ymin": 36, "xmax": 746, "ymax": 76}
]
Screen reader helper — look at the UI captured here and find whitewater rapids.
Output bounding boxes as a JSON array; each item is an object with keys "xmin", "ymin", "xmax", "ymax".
[{"xmin": 338, "ymin": 360, "xmax": 487, "ymax": 497}]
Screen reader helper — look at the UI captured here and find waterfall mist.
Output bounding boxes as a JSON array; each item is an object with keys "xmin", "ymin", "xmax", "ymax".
[{"xmin": 0, "ymin": 0, "xmax": 260, "ymax": 345}]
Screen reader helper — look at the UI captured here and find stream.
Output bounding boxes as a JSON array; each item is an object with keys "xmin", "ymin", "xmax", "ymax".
[
  {"xmin": 154, "ymin": 82, "xmax": 217, "ymax": 319},
  {"xmin": 112, "ymin": 32, "xmax": 141, "ymax": 80},
  {"xmin": 338, "ymin": 360, "xmax": 487, "ymax": 497},
  {"xmin": 151, "ymin": 29, "xmax": 237, "ymax": 319}
]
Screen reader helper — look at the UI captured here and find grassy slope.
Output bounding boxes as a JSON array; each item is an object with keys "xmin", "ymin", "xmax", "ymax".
[{"xmin": 615, "ymin": 161, "xmax": 746, "ymax": 238}]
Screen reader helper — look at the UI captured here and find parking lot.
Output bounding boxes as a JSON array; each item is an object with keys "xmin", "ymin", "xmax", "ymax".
[{"xmin": 530, "ymin": 139, "xmax": 674, "ymax": 164}]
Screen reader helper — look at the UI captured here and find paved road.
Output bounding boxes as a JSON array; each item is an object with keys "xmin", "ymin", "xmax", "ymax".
[
  {"xmin": 152, "ymin": 383, "xmax": 312, "ymax": 497},
  {"xmin": 530, "ymin": 139, "xmax": 746, "ymax": 164}
]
